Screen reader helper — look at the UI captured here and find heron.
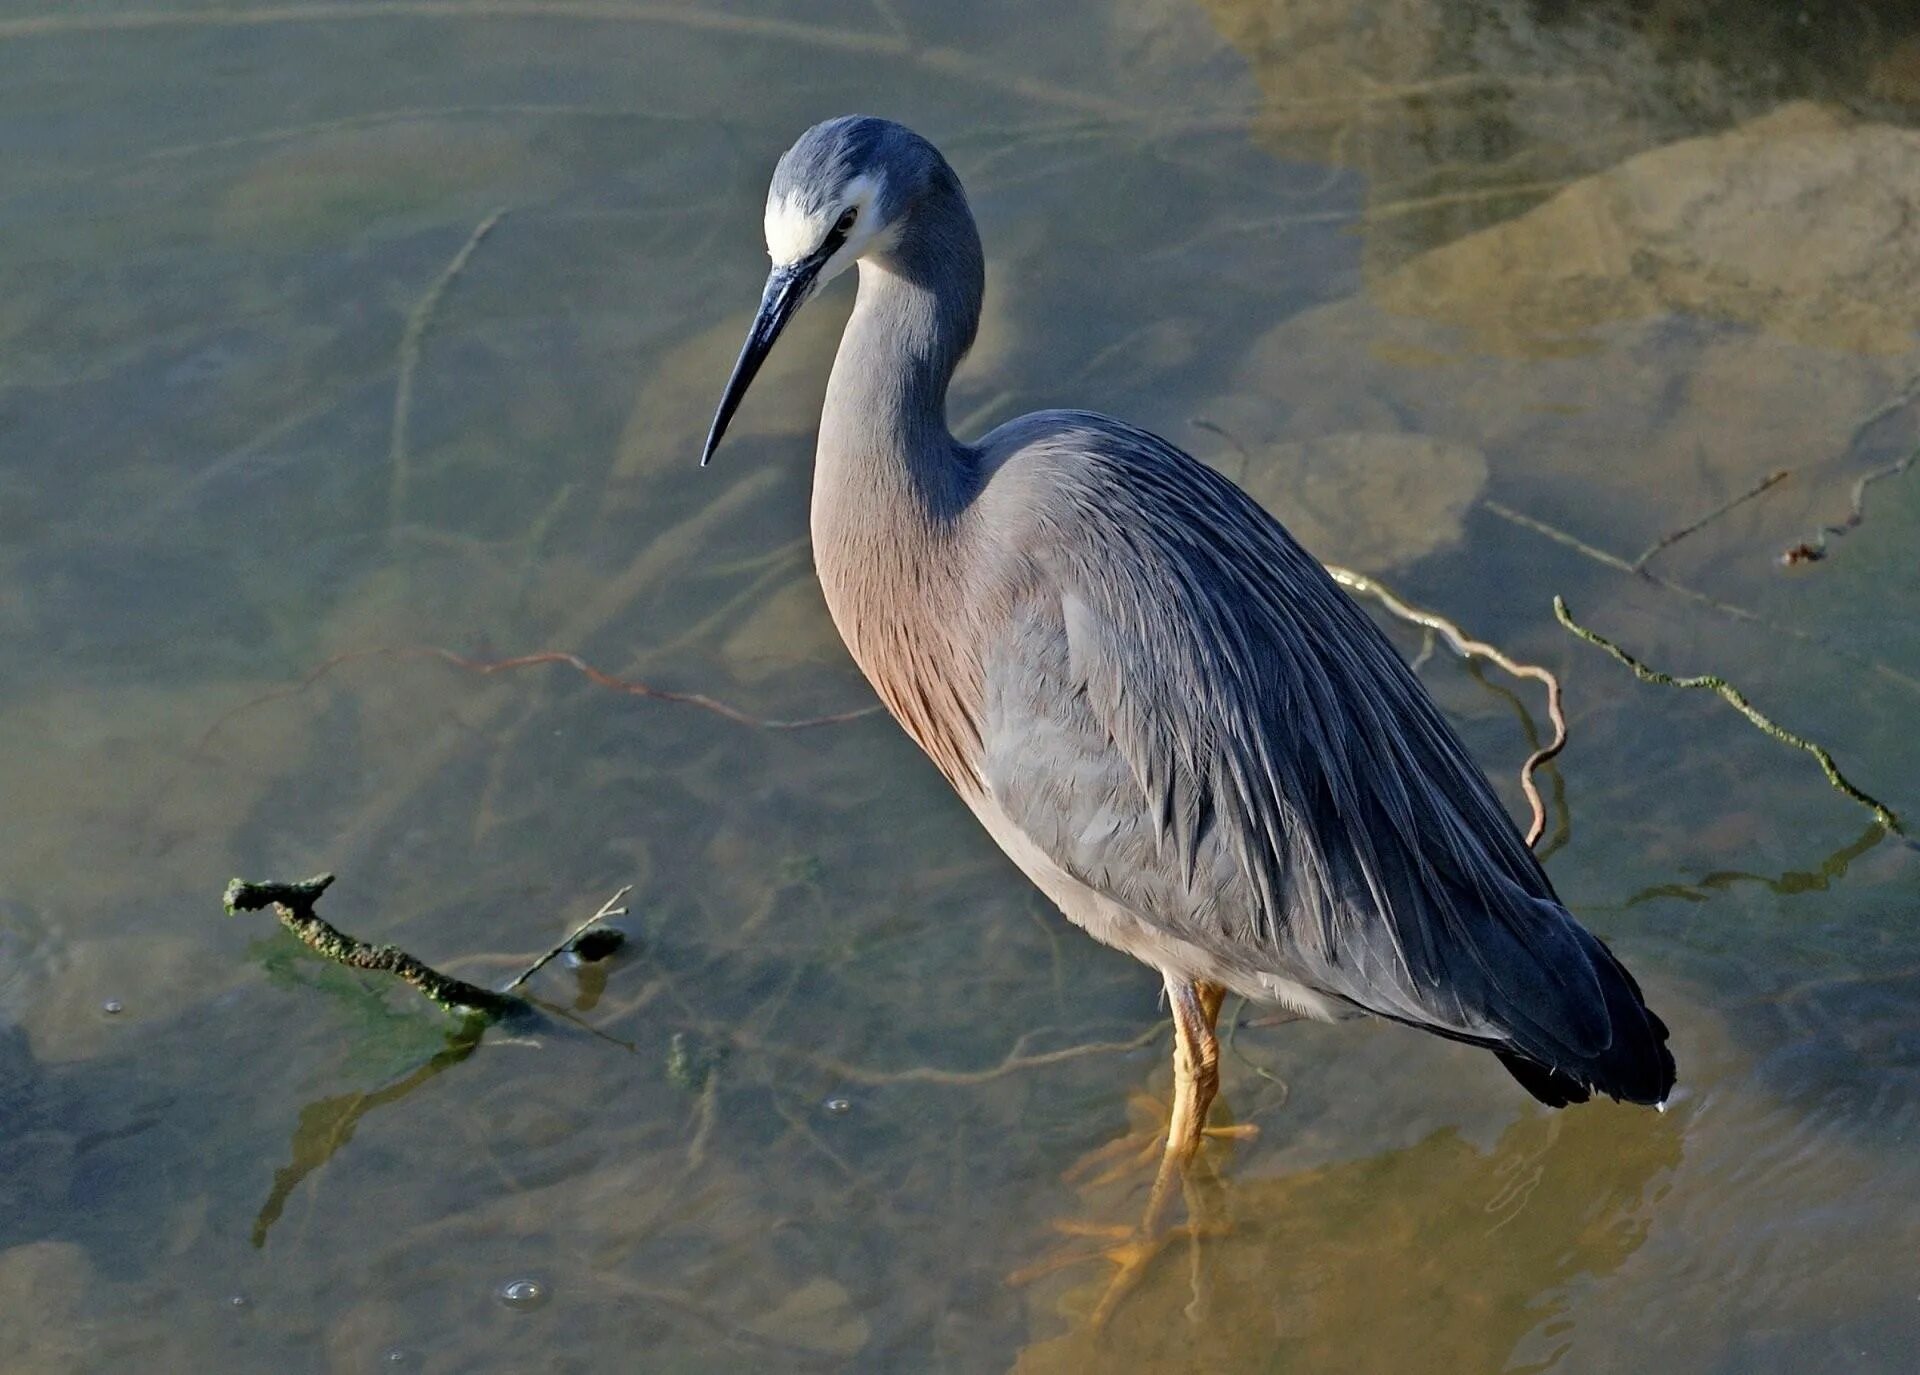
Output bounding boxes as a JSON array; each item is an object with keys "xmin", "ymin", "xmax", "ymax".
[{"xmin": 700, "ymin": 115, "xmax": 1675, "ymax": 1303}]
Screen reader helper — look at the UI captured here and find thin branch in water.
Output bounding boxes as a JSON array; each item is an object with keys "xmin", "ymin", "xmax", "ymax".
[
  {"xmin": 1462, "ymin": 657, "xmax": 1571, "ymax": 860},
  {"xmin": 1483, "ymin": 498, "xmax": 1920, "ymax": 700},
  {"xmin": 1552, "ymin": 597, "xmax": 1901, "ymax": 834},
  {"xmin": 1633, "ymin": 469, "xmax": 1790, "ymax": 572},
  {"xmin": 1780, "ymin": 445, "xmax": 1917, "ymax": 566},
  {"xmin": 416, "ymin": 646, "xmax": 883, "ymax": 728},
  {"xmin": 1327, "ymin": 567, "xmax": 1565, "ymax": 849},
  {"xmin": 125, "ymin": 104, "xmax": 714, "ymax": 170},
  {"xmin": 724, "ymin": 1023, "xmax": 1164, "ymax": 1087},
  {"xmin": 503, "ymin": 885, "xmax": 631, "ymax": 993},
  {"xmin": 388, "ymin": 207, "xmax": 507, "ymax": 539},
  {"xmin": 225, "ymin": 874, "xmax": 523, "ymax": 1017},
  {"xmin": 1483, "ymin": 500, "xmax": 1638, "ymax": 574},
  {"xmin": 1408, "ymin": 625, "xmax": 1437, "ymax": 675},
  {"xmin": 194, "ymin": 644, "xmax": 881, "ymax": 759}
]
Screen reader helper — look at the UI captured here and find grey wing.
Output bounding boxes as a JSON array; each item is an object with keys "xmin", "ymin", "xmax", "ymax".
[{"xmin": 976, "ymin": 414, "xmax": 1672, "ymax": 1104}]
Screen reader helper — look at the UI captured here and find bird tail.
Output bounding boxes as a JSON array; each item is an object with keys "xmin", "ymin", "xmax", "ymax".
[{"xmin": 1493, "ymin": 924, "xmax": 1675, "ymax": 1109}]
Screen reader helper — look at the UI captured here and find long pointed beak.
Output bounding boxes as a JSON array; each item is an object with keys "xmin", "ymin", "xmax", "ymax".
[{"xmin": 700, "ymin": 262, "xmax": 819, "ymax": 466}]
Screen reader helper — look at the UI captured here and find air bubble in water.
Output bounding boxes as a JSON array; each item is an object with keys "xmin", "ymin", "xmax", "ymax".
[{"xmin": 497, "ymin": 1277, "xmax": 549, "ymax": 1311}]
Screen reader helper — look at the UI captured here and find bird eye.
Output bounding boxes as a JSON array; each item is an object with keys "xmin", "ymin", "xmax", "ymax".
[{"xmin": 834, "ymin": 206, "xmax": 858, "ymax": 234}]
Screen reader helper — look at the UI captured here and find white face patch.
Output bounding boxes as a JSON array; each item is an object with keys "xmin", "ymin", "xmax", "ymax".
[
  {"xmin": 763, "ymin": 196, "xmax": 822, "ymax": 267},
  {"xmin": 763, "ymin": 171, "xmax": 890, "ymax": 270}
]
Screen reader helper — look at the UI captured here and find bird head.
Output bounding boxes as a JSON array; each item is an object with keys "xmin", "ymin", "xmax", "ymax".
[{"xmin": 700, "ymin": 116, "xmax": 943, "ymax": 466}]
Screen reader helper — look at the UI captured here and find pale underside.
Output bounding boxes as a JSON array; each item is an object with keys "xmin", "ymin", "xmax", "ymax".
[{"xmin": 968, "ymin": 787, "xmax": 1351, "ymax": 1019}]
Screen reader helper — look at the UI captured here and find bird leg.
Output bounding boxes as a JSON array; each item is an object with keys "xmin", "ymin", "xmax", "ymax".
[
  {"xmin": 1060, "ymin": 978, "xmax": 1256, "ymax": 1187},
  {"xmin": 1011, "ymin": 976, "xmax": 1255, "ymax": 1328},
  {"xmin": 1135, "ymin": 976, "xmax": 1235, "ymax": 1236}
]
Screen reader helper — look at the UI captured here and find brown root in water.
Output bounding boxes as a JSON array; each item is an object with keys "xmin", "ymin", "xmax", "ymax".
[
  {"xmin": 719, "ymin": 1022, "xmax": 1164, "ymax": 1088},
  {"xmin": 1779, "ymin": 445, "xmax": 1917, "ymax": 566},
  {"xmin": 229, "ymin": 869, "xmax": 1156, "ymax": 1089},
  {"xmin": 1326, "ymin": 566, "xmax": 1565, "ymax": 850},
  {"xmin": 194, "ymin": 644, "xmax": 881, "ymax": 760}
]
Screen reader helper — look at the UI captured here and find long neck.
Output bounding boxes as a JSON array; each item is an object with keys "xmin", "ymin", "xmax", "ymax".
[
  {"xmin": 810, "ymin": 181, "xmax": 990, "ymax": 794},
  {"xmin": 814, "ymin": 181, "xmax": 985, "ymax": 537}
]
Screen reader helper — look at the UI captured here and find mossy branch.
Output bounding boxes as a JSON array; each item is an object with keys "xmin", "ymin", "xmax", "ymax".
[
  {"xmin": 225, "ymin": 874, "xmax": 521, "ymax": 1018},
  {"xmin": 1552, "ymin": 597, "xmax": 1901, "ymax": 834}
]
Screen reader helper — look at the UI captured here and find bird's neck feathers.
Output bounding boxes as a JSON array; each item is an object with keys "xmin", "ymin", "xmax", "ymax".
[
  {"xmin": 810, "ymin": 176, "xmax": 989, "ymax": 795},
  {"xmin": 815, "ymin": 172, "xmax": 983, "ymax": 530}
]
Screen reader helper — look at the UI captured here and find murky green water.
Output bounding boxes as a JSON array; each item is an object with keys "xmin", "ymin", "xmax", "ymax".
[{"xmin": 3, "ymin": 1, "xmax": 1918, "ymax": 1370}]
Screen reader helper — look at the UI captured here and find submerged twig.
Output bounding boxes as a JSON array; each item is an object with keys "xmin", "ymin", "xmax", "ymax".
[
  {"xmin": 195, "ymin": 644, "xmax": 881, "ymax": 759},
  {"xmin": 1634, "ymin": 469, "xmax": 1789, "ymax": 572},
  {"xmin": 388, "ymin": 207, "xmax": 508, "ymax": 538},
  {"xmin": 1780, "ymin": 446, "xmax": 1917, "ymax": 566},
  {"xmin": 1482, "ymin": 500, "xmax": 1636, "ymax": 574},
  {"xmin": 504, "ymin": 885, "xmax": 632, "ymax": 993},
  {"xmin": 224, "ymin": 874, "xmax": 522, "ymax": 1017},
  {"xmin": 1483, "ymin": 498, "xmax": 1920, "ymax": 700},
  {"xmin": 1328, "ymin": 567, "xmax": 1565, "ymax": 849},
  {"xmin": 1552, "ymin": 597, "xmax": 1901, "ymax": 834},
  {"xmin": 404, "ymin": 645, "xmax": 882, "ymax": 728},
  {"xmin": 724, "ymin": 1022, "xmax": 1163, "ymax": 1087}
]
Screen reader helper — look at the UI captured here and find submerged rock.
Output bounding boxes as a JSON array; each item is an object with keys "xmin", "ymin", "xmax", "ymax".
[
  {"xmin": 1195, "ymin": 415, "xmax": 1490, "ymax": 571},
  {"xmin": 1376, "ymin": 103, "xmax": 1920, "ymax": 356},
  {"xmin": 1220, "ymin": 104, "xmax": 1920, "ymax": 552}
]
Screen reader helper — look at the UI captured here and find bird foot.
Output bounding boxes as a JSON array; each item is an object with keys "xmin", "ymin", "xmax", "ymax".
[
  {"xmin": 1014, "ymin": 1089, "xmax": 1252, "ymax": 1329},
  {"xmin": 1014, "ymin": 980, "xmax": 1255, "ymax": 1328},
  {"xmin": 1062, "ymin": 1092, "xmax": 1258, "ymax": 1189},
  {"xmin": 1007, "ymin": 1211, "xmax": 1231, "ymax": 1329}
]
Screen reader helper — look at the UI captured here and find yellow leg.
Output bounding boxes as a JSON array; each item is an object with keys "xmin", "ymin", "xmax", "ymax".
[
  {"xmin": 1011, "ymin": 975, "xmax": 1254, "ymax": 1328},
  {"xmin": 1060, "ymin": 980, "xmax": 1255, "ymax": 1187},
  {"xmin": 1137, "ymin": 977, "xmax": 1226, "ymax": 1232}
]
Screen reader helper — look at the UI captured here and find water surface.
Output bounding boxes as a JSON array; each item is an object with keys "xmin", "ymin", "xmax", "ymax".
[{"xmin": 3, "ymin": 1, "xmax": 1918, "ymax": 1370}]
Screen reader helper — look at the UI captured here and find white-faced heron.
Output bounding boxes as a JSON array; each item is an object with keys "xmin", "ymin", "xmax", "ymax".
[{"xmin": 701, "ymin": 115, "xmax": 1675, "ymax": 1295}]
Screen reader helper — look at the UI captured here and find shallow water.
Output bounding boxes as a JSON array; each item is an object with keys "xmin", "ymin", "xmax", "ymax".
[{"xmin": 3, "ymin": 1, "xmax": 1919, "ymax": 1370}]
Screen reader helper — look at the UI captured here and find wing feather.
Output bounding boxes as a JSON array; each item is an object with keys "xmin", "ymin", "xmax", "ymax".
[{"xmin": 974, "ymin": 412, "xmax": 1673, "ymax": 1104}]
